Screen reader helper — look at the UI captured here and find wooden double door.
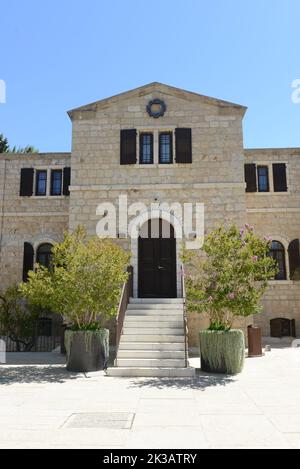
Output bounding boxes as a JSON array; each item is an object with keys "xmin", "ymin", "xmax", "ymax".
[{"xmin": 138, "ymin": 219, "xmax": 177, "ymax": 298}]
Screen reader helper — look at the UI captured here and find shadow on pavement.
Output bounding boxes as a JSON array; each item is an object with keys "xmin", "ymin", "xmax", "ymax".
[
  {"xmin": 0, "ymin": 365, "xmax": 85, "ymax": 386},
  {"xmin": 128, "ymin": 371, "xmax": 235, "ymax": 391}
]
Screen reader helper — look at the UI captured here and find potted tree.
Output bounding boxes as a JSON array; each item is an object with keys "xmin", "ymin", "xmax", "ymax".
[
  {"xmin": 20, "ymin": 227, "xmax": 130, "ymax": 372},
  {"xmin": 184, "ymin": 224, "xmax": 277, "ymax": 375}
]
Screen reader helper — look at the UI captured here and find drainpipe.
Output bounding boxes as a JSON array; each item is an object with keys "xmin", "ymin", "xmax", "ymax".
[{"xmin": 0, "ymin": 158, "xmax": 7, "ymax": 266}]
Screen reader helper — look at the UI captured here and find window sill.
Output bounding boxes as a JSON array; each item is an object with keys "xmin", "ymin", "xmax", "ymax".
[
  {"xmin": 246, "ymin": 192, "xmax": 290, "ymax": 195},
  {"xmin": 24, "ymin": 195, "xmax": 68, "ymax": 199},
  {"xmin": 134, "ymin": 163, "xmax": 178, "ymax": 168}
]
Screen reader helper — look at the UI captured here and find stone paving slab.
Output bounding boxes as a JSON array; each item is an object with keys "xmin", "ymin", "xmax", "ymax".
[{"xmin": 0, "ymin": 348, "xmax": 300, "ymax": 448}]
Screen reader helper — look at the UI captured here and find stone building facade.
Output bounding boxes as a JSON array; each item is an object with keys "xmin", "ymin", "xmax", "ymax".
[{"xmin": 0, "ymin": 83, "xmax": 299, "ymax": 345}]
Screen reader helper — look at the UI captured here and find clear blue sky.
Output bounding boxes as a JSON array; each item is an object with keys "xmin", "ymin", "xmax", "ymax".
[{"xmin": 1, "ymin": 0, "xmax": 300, "ymax": 152}]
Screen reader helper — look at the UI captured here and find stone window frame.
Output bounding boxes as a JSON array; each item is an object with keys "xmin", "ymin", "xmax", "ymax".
[
  {"xmin": 136, "ymin": 126, "xmax": 177, "ymax": 167},
  {"xmin": 251, "ymin": 161, "xmax": 290, "ymax": 195},
  {"xmin": 32, "ymin": 166, "xmax": 66, "ymax": 199}
]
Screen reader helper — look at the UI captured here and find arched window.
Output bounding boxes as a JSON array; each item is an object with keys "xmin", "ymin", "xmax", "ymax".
[
  {"xmin": 270, "ymin": 241, "xmax": 286, "ymax": 280},
  {"xmin": 36, "ymin": 243, "xmax": 53, "ymax": 269}
]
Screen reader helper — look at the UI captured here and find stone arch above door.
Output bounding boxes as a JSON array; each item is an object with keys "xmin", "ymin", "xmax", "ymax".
[{"xmin": 130, "ymin": 209, "xmax": 183, "ymax": 298}]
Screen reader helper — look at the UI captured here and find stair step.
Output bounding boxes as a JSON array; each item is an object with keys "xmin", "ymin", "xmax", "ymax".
[
  {"xmin": 120, "ymin": 335, "xmax": 185, "ymax": 343},
  {"xmin": 126, "ymin": 310, "xmax": 183, "ymax": 317},
  {"xmin": 116, "ymin": 358, "xmax": 186, "ymax": 367},
  {"xmin": 123, "ymin": 327, "xmax": 183, "ymax": 335},
  {"xmin": 124, "ymin": 320, "xmax": 183, "ymax": 328},
  {"xmin": 106, "ymin": 367, "xmax": 196, "ymax": 378},
  {"xmin": 127, "ymin": 304, "xmax": 183, "ymax": 310},
  {"xmin": 117, "ymin": 350, "xmax": 185, "ymax": 359},
  {"xmin": 125, "ymin": 315, "xmax": 183, "ymax": 321},
  {"xmin": 129, "ymin": 298, "xmax": 184, "ymax": 304},
  {"xmin": 118, "ymin": 342, "xmax": 185, "ymax": 351}
]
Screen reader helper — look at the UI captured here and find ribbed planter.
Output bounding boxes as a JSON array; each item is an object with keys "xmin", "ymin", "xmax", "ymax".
[
  {"xmin": 65, "ymin": 329, "xmax": 109, "ymax": 372},
  {"xmin": 199, "ymin": 329, "xmax": 245, "ymax": 375}
]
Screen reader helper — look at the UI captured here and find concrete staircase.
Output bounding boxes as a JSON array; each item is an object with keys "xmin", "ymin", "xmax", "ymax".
[{"xmin": 106, "ymin": 298, "xmax": 195, "ymax": 377}]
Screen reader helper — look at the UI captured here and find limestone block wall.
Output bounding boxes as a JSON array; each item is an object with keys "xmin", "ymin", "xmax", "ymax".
[
  {"xmin": 0, "ymin": 153, "xmax": 70, "ymax": 291},
  {"xmin": 69, "ymin": 87, "xmax": 246, "ymax": 189},
  {"xmin": 245, "ymin": 149, "xmax": 300, "ymax": 336},
  {"xmin": 68, "ymin": 84, "xmax": 247, "ymax": 296}
]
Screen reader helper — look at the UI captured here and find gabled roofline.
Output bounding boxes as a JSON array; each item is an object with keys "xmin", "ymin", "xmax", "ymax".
[{"xmin": 67, "ymin": 82, "xmax": 247, "ymax": 119}]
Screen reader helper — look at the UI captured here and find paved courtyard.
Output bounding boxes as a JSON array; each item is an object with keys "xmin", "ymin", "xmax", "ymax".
[{"xmin": 0, "ymin": 346, "xmax": 300, "ymax": 449}]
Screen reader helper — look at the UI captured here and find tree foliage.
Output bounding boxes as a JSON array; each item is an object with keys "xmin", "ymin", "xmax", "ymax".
[
  {"xmin": 0, "ymin": 285, "xmax": 41, "ymax": 351},
  {"xmin": 183, "ymin": 224, "xmax": 278, "ymax": 330},
  {"xmin": 20, "ymin": 227, "xmax": 131, "ymax": 330},
  {"xmin": 0, "ymin": 133, "xmax": 38, "ymax": 154},
  {"xmin": 0, "ymin": 134, "xmax": 9, "ymax": 153}
]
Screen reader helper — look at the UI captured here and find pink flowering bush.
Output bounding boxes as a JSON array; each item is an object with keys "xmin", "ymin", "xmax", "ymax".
[{"xmin": 183, "ymin": 224, "xmax": 278, "ymax": 330}]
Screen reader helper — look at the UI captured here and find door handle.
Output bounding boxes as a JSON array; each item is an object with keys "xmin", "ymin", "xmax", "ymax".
[{"xmin": 158, "ymin": 266, "xmax": 164, "ymax": 270}]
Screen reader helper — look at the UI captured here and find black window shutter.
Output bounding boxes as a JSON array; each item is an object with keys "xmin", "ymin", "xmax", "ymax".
[
  {"xmin": 23, "ymin": 242, "xmax": 34, "ymax": 282},
  {"xmin": 63, "ymin": 167, "xmax": 71, "ymax": 196},
  {"xmin": 288, "ymin": 239, "xmax": 300, "ymax": 279},
  {"xmin": 20, "ymin": 168, "xmax": 34, "ymax": 196},
  {"xmin": 244, "ymin": 164, "xmax": 257, "ymax": 192},
  {"xmin": 273, "ymin": 163, "xmax": 287, "ymax": 192},
  {"xmin": 120, "ymin": 129, "xmax": 137, "ymax": 165},
  {"xmin": 175, "ymin": 128, "xmax": 192, "ymax": 163}
]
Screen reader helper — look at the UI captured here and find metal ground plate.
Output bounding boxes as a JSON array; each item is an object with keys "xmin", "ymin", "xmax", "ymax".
[{"xmin": 63, "ymin": 412, "xmax": 135, "ymax": 429}]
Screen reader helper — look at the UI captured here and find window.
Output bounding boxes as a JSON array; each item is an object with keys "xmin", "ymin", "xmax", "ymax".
[
  {"xmin": 159, "ymin": 132, "xmax": 173, "ymax": 164},
  {"xmin": 121, "ymin": 128, "xmax": 192, "ymax": 165},
  {"xmin": 270, "ymin": 241, "xmax": 286, "ymax": 280},
  {"xmin": 35, "ymin": 170, "xmax": 47, "ymax": 196},
  {"xmin": 20, "ymin": 167, "xmax": 70, "ymax": 197},
  {"xmin": 36, "ymin": 243, "xmax": 53, "ymax": 269},
  {"xmin": 257, "ymin": 166, "xmax": 269, "ymax": 192},
  {"xmin": 139, "ymin": 133, "xmax": 153, "ymax": 164},
  {"xmin": 51, "ymin": 169, "xmax": 62, "ymax": 196},
  {"xmin": 244, "ymin": 163, "xmax": 288, "ymax": 193}
]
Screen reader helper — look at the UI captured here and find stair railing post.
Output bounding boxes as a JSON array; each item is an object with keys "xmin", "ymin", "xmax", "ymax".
[
  {"xmin": 115, "ymin": 266, "xmax": 133, "ymax": 358},
  {"xmin": 181, "ymin": 264, "xmax": 188, "ymax": 368}
]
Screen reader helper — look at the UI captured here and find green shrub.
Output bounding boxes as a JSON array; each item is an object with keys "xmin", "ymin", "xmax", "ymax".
[
  {"xmin": 183, "ymin": 224, "xmax": 278, "ymax": 329},
  {"xmin": 0, "ymin": 285, "xmax": 42, "ymax": 351},
  {"xmin": 20, "ymin": 226, "xmax": 130, "ymax": 330}
]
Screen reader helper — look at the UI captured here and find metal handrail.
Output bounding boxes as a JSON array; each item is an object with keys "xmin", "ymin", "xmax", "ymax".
[
  {"xmin": 116, "ymin": 266, "xmax": 133, "ymax": 355},
  {"xmin": 181, "ymin": 264, "xmax": 189, "ymax": 368}
]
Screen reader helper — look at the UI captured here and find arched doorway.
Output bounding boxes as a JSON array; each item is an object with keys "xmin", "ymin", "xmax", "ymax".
[{"xmin": 138, "ymin": 219, "xmax": 177, "ymax": 298}]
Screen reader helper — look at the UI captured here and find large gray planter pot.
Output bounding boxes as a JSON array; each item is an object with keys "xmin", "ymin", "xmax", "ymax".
[
  {"xmin": 65, "ymin": 329, "xmax": 109, "ymax": 372},
  {"xmin": 199, "ymin": 329, "xmax": 245, "ymax": 375}
]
